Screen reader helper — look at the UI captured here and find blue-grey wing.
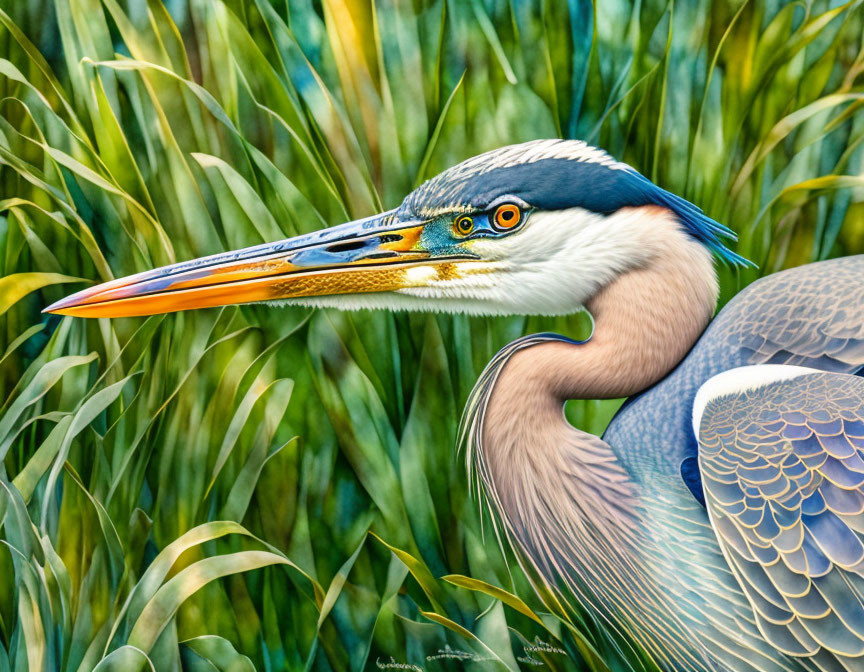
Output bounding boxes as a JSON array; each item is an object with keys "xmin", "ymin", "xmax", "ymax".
[
  {"xmin": 725, "ymin": 256, "xmax": 864, "ymax": 372},
  {"xmin": 696, "ymin": 366, "xmax": 864, "ymax": 669},
  {"xmin": 675, "ymin": 257, "xmax": 864, "ymax": 505}
]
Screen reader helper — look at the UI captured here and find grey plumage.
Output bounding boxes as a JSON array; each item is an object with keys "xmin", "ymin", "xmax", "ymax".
[{"xmin": 698, "ymin": 371, "xmax": 864, "ymax": 665}]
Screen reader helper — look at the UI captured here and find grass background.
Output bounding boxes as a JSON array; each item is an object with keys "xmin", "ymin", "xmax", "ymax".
[{"xmin": 1, "ymin": 0, "xmax": 864, "ymax": 670}]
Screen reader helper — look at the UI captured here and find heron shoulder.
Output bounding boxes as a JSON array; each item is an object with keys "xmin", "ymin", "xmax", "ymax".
[{"xmin": 691, "ymin": 364, "xmax": 820, "ymax": 440}]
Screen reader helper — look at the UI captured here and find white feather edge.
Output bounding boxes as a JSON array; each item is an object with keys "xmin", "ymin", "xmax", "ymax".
[{"xmin": 691, "ymin": 364, "xmax": 821, "ymax": 440}]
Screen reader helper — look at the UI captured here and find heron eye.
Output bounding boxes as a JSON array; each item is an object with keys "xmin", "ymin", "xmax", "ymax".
[
  {"xmin": 454, "ymin": 215, "xmax": 474, "ymax": 236},
  {"xmin": 493, "ymin": 203, "xmax": 522, "ymax": 230}
]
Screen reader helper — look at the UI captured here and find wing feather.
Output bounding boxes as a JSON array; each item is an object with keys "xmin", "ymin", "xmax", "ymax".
[
  {"xmin": 698, "ymin": 369, "xmax": 864, "ymax": 669},
  {"xmin": 726, "ymin": 257, "xmax": 864, "ymax": 373}
]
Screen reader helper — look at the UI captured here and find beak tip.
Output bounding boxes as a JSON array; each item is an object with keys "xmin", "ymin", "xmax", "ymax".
[{"xmin": 43, "ymin": 295, "xmax": 83, "ymax": 316}]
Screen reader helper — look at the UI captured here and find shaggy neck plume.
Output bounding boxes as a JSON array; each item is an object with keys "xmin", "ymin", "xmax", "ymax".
[{"xmin": 474, "ymin": 212, "xmax": 719, "ymax": 669}]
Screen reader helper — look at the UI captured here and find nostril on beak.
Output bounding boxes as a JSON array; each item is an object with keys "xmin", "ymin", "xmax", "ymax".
[
  {"xmin": 325, "ymin": 240, "xmax": 367, "ymax": 253},
  {"xmin": 325, "ymin": 233, "xmax": 404, "ymax": 254}
]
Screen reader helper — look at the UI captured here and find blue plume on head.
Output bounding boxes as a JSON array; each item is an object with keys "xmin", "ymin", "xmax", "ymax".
[{"xmin": 628, "ymin": 171, "xmax": 755, "ymax": 268}]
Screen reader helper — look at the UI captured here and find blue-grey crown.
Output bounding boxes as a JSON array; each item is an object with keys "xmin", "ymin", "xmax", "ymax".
[{"xmin": 399, "ymin": 139, "xmax": 751, "ymax": 267}]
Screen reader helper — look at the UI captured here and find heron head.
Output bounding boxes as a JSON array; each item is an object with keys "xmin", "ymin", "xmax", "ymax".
[{"xmin": 45, "ymin": 139, "xmax": 745, "ymax": 318}]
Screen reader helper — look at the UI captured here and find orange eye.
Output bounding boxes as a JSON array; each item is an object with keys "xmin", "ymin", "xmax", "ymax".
[
  {"xmin": 454, "ymin": 215, "xmax": 474, "ymax": 236},
  {"xmin": 493, "ymin": 203, "xmax": 521, "ymax": 230}
]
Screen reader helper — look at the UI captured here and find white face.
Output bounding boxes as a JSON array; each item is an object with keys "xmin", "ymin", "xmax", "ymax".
[{"xmin": 276, "ymin": 206, "xmax": 682, "ymax": 317}]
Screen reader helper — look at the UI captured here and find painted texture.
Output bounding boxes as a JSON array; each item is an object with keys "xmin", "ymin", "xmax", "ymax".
[{"xmin": 3, "ymin": 1, "xmax": 864, "ymax": 671}]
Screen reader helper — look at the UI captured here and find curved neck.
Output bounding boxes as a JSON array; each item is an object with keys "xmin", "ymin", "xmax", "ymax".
[
  {"xmin": 480, "ymin": 212, "xmax": 718, "ymax": 489},
  {"xmin": 504, "ymin": 214, "xmax": 718, "ymax": 404}
]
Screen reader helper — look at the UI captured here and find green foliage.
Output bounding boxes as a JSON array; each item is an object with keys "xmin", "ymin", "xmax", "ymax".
[{"xmin": 0, "ymin": 0, "xmax": 863, "ymax": 669}]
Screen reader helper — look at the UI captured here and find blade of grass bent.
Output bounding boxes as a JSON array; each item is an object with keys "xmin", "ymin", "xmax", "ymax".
[{"xmin": 126, "ymin": 550, "xmax": 295, "ymax": 654}]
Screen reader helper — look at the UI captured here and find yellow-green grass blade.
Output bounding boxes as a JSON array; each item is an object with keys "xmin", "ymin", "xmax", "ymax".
[
  {"xmin": 126, "ymin": 550, "xmax": 294, "ymax": 653},
  {"xmin": 92, "ymin": 645, "xmax": 155, "ymax": 671},
  {"xmin": 0, "ymin": 272, "xmax": 87, "ymax": 316}
]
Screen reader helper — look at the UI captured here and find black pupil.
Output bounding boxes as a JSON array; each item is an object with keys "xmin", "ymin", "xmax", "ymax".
[{"xmin": 502, "ymin": 210, "xmax": 513, "ymax": 221}]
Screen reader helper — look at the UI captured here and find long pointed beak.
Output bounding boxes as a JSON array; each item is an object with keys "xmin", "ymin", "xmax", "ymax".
[{"xmin": 44, "ymin": 211, "xmax": 458, "ymax": 318}]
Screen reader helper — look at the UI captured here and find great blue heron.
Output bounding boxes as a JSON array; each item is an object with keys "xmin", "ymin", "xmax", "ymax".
[{"xmin": 46, "ymin": 139, "xmax": 864, "ymax": 672}]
